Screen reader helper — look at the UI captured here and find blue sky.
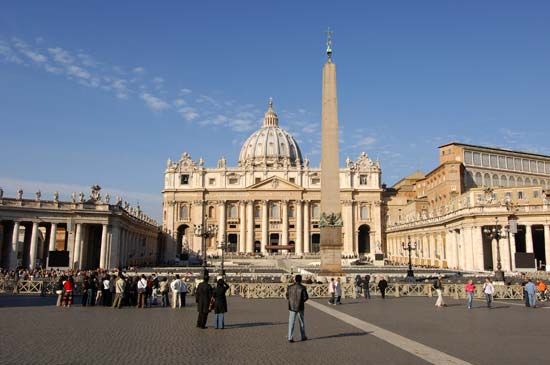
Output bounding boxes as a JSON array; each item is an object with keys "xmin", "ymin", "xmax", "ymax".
[{"xmin": 1, "ymin": 1, "xmax": 549, "ymax": 219}]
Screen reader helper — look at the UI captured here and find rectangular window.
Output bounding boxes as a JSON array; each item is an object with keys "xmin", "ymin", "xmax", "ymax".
[
  {"xmin": 209, "ymin": 178, "xmax": 215, "ymax": 185},
  {"xmin": 546, "ymin": 162, "xmax": 550, "ymax": 174},
  {"xmin": 530, "ymin": 160, "xmax": 537, "ymax": 173},
  {"xmin": 537, "ymin": 161, "xmax": 544, "ymax": 174},
  {"xmin": 518, "ymin": 191, "xmax": 524, "ymax": 199},
  {"xmin": 289, "ymin": 177, "xmax": 295, "ymax": 183},
  {"xmin": 514, "ymin": 158, "xmax": 522, "ymax": 171},
  {"xmin": 506, "ymin": 156, "xmax": 514, "ymax": 170},
  {"xmin": 522, "ymin": 159, "xmax": 529, "ymax": 172},
  {"xmin": 533, "ymin": 190, "xmax": 540, "ymax": 198},
  {"xmin": 464, "ymin": 151, "xmax": 473, "ymax": 165},
  {"xmin": 498, "ymin": 156, "xmax": 506, "ymax": 169},
  {"xmin": 473, "ymin": 152, "xmax": 481, "ymax": 165},
  {"xmin": 490, "ymin": 155, "xmax": 498, "ymax": 168},
  {"xmin": 505, "ymin": 192, "xmax": 512, "ymax": 199},
  {"xmin": 255, "ymin": 177, "xmax": 261, "ymax": 184},
  {"xmin": 289, "ymin": 224, "xmax": 295, "ymax": 229},
  {"xmin": 180, "ymin": 174, "xmax": 189, "ymax": 185},
  {"xmin": 482, "ymin": 154, "xmax": 490, "ymax": 167},
  {"xmin": 311, "ymin": 178, "xmax": 320, "ymax": 185},
  {"xmin": 228, "ymin": 177, "xmax": 239, "ymax": 185},
  {"xmin": 359, "ymin": 175, "xmax": 368, "ymax": 185}
]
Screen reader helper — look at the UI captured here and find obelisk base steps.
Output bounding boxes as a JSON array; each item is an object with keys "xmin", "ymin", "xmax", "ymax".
[{"xmin": 318, "ymin": 226, "xmax": 344, "ymax": 277}]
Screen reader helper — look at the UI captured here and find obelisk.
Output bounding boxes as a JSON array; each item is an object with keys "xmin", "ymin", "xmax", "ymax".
[{"xmin": 319, "ymin": 29, "xmax": 344, "ymax": 277}]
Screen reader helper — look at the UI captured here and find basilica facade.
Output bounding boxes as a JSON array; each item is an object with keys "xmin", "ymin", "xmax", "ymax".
[{"xmin": 162, "ymin": 100, "xmax": 383, "ymax": 259}]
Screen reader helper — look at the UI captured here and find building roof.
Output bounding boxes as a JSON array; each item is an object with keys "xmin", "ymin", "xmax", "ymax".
[{"xmin": 439, "ymin": 142, "xmax": 550, "ymax": 160}]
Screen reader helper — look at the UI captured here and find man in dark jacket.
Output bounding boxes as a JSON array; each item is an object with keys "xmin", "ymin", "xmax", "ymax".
[
  {"xmin": 286, "ymin": 274, "xmax": 309, "ymax": 342},
  {"xmin": 378, "ymin": 276, "xmax": 388, "ymax": 299},
  {"xmin": 195, "ymin": 274, "xmax": 213, "ymax": 329}
]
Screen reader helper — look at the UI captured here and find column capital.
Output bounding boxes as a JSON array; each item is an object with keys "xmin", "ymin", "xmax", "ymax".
[
  {"xmin": 193, "ymin": 200, "xmax": 206, "ymax": 206},
  {"xmin": 216, "ymin": 200, "xmax": 226, "ymax": 206},
  {"xmin": 259, "ymin": 200, "xmax": 269, "ymax": 206},
  {"xmin": 342, "ymin": 199, "xmax": 354, "ymax": 206},
  {"xmin": 281, "ymin": 199, "xmax": 289, "ymax": 205}
]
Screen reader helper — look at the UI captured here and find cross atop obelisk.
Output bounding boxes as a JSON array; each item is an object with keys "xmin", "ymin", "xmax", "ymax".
[{"xmin": 319, "ymin": 28, "xmax": 344, "ymax": 277}]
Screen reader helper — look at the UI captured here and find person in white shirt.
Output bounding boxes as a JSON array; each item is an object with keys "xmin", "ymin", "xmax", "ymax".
[
  {"xmin": 170, "ymin": 275, "xmax": 182, "ymax": 308},
  {"xmin": 328, "ymin": 278, "xmax": 336, "ymax": 305},
  {"xmin": 137, "ymin": 274, "xmax": 148, "ymax": 308},
  {"xmin": 334, "ymin": 278, "xmax": 342, "ymax": 305},
  {"xmin": 482, "ymin": 277, "xmax": 495, "ymax": 308}
]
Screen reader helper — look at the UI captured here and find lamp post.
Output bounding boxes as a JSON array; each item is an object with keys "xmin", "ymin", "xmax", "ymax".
[
  {"xmin": 401, "ymin": 236, "xmax": 417, "ymax": 280},
  {"xmin": 193, "ymin": 214, "xmax": 218, "ymax": 278},
  {"xmin": 483, "ymin": 217, "xmax": 505, "ymax": 282}
]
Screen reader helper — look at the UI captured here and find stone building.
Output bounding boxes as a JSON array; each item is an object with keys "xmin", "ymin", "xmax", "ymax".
[
  {"xmin": 385, "ymin": 143, "xmax": 550, "ymax": 272},
  {"xmin": 0, "ymin": 186, "xmax": 162, "ymax": 270},
  {"xmin": 162, "ymin": 100, "xmax": 383, "ymax": 259}
]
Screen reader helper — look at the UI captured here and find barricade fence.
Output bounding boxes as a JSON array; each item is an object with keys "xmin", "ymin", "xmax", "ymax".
[{"xmin": 0, "ymin": 279, "xmax": 525, "ymax": 300}]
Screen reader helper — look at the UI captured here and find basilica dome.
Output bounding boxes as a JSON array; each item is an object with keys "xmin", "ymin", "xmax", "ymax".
[{"xmin": 238, "ymin": 99, "xmax": 303, "ymax": 167}]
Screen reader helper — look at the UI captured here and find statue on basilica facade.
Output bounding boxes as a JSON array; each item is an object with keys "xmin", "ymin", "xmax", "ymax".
[
  {"xmin": 217, "ymin": 156, "xmax": 226, "ymax": 168},
  {"xmin": 79, "ymin": 192, "xmax": 85, "ymax": 203},
  {"xmin": 16, "ymin": 188, "xmax": 23, "ymax": 200},
  {"xmin": 104, "ymin": 194, "xmax": 111, "ymax": 204},
  {"xmin": 35, "ymin": 190, "xmax": 41, "ymax": 201},
  {"xmin": 0, "ymin": 187, "xmax": 3, "ymax": 200},
  {"xmin": 71, "ymin": 192, "xmax": 77, "ymax": 203},
  {"xmin": 53, "ymin": 191, "xmax": 59, "ymax": 203}
]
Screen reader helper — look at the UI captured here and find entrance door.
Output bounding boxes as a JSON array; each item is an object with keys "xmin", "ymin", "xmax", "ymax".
[{"xmin": 358, "ymin": 225, "xmax": 370, "ymax": 254}]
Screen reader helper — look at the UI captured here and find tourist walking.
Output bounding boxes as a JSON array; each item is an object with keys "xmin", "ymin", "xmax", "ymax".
[
  {"xmin": 354, "ymin": 275, "xmax": 362, "ymax": 299},
  {"xmin": 334, "ymin": 277, "xmax": 342, "ymax": 305},
  {"xmin": 465, "ymin": 279, "xmax": 476, "ymax": 309},
  {"xmin": 378, "ymin": 276, "xmax": 388, "ymax": 299},
  {"xmin": 160, "ymin": 277, "xmax": 170, "ymax": 307},
  {"xmin": 433, "ymin": 275, "xmax": 446, "ymax": 307},
  {"xmin": 170, "ymin": 275, "xmax": 182, "ymax": 308},
  {"xmin": 525, "ymin": 279, "xmax": 537, "ymax": 308},
  {"xmin": 521, "ymin": 273, "xmax": 530, "ymax": 307},
  {"xmin": 55, "ymin": 275, "xmax": 65, "ymax": 307},
  {"xmin": 328, "ymin": 278, "xmax": 336, "ymax": 305},
  {"xmin": 213, "ymin": 277, "xmax": 230, "ymax": 329},
  {"xmin": 286, "ymin": 274, "xmax": 309, "ymax": 343},
  {"xmin": 101, "ymin": 274, "xmax": 111, "ymax": 306},
  {"xmin": 145, "ymin": 276, "xmax": 153, "ymax": 307},
  {"xmin": 363, "ymin": 274, "xmax": 371, "ymax": 299},
  {"xmin": 62, "ymin": 276, "xmax": 74, "ymax": 307},
  {"xmin": 483, "ymin": 277, "xmax": 494, "ymax": 308},
  {"xmin": 137, "ymin": 274, "xmax": 147, "ymax": 308},
  {"xmin": 112, "ymin": 274, "xmax": 126, "ymax": 309},
  {"xmin": 195, "ymin": 274, "xmax": 213, "ymax": 329}
]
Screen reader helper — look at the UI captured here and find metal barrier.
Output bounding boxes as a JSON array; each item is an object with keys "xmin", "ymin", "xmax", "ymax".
[{"xmin": 0, "ymin": 279, "xmax": 526, "ymax": 300}]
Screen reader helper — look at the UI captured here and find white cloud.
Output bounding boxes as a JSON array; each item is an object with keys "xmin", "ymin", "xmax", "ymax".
[
  {"xmin": 352, "ymin": 136, "xmax": 377, "ymax": 148},
  {"xmin": 179, "ymin": 88, "xmax": 192, "ymax": 95},
  {"xmin": 12, "ymin": 38, "xmax": 47, "ymax": 63},
  {"xmin": 133, "ymin": 66, "xmax": 145, "ymax": 73},
  {"xmin": 173, "ymin": 98, "xmax": 186, "ymax": 107},
  {"xmin": 141, "ymin": 92, "xmax": 170, "ymax": 111},
  {"xmin": 178, "ymin": 107, "xmax": 199, "ymax": 121},
  {"xmin": 67, "ymin": 65, "xmax": 91, "ymax": 79},
  {"xmin": 48, "ymin": 47, "xmax": 74, "ymax": 64}
]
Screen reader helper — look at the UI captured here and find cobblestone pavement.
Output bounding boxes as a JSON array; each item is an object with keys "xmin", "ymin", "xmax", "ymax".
[
  {"xmin": 0, "ymin": 295, "xmax": 428, "ymax": 365},
  {"xmin": 317, "ymin": 296, "xmax": 550, "ymax": 365}
]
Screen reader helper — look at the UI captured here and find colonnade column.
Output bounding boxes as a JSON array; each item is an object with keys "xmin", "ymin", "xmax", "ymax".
[
  {"xmin": 9, "ymin": 222, "xmax": 20, "ymax": 269},
  {"xmin": 303, "ymin": 201, "xmax": 310, "ymax": 253},
  {"xmin": 99, "ymin": 224, "xmax": 108, "ymax": 269},
  {"xmin": 26, "ymin": 222, "xmax": 38, "ymax": 270},
  {"xmin": 429, "ymin": 234, "xmax": 436, "ymax": 266},
  {"xmin": 261, "ymin": 200, "xmax": 268, "ymax": 253},
  {"xmin": 281, "ymin": 200, "xmax": 288, "ymax": 250},
  {"xmin": 246, "ymin": 200, "xmax": 254, "ymax": 253},
  {"xmin": 525, "ymin": 224, "xmax": 534, "ymax": 253},
  {"xmin": 544, "ymin": 225, "xmax": 550, "ymax": 272},
  {"xmin": 218, "ymin": 201, "xmax": 226, "ymax": 249},
  {"xmin": 48, "ymin": 223, "xmax": 57, "ymax": 251},
  {"xmin": 343, "ymin": 201, "xmax": 353, "ymax": 255},
  {"xmin": 109, "ymin": 225, "xmax": 121, "ymax": 269},
  {"xmin": 509, "ymin": 232, "xmax": 517, "ymax": 271},
  {"xmin": 239, "ymin": 201, "xmax": 246, "ymax": 253},
  {"xmin": 472, "ymin": 226, "xmax": 484, "ymax": 271},
  {"xmin": 72, "ymin": 223, "xmax": 82, "ymax": 269},
  {"xmin": 295, "ymin": 200, "xmax": 303, "ymax": 255}
]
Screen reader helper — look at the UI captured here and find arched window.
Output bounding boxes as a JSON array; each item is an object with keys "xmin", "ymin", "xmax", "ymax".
[
  {"xmin": 360, "ymin": 206, "xmax": 369, "ymax": 220},
  {"xmin": 208, "ymin": 206, "xmax": 215, "ymax": 218},
  {"xmin": 484, "ymin": 173, "xmax": 491, "ymax": 187},
  {"xmin": 501, "ymin": 175, "xmax": 507, "ymax": 187},
  {"xmin": 474, "ymin": 172, "xmax": 482, "ymax": 186},
  {"xmin": 254, "ymin": 205, "xmax": 261, "ymax": 218},
  {"xmin": 179, "ymin": 205, "xmax": 189, "ymax": 220},
  {"xmin": 228, "ymin": 204, "xmax": 238, "ymax": 219},
  {"xmin": 312, "ymin": 204, "xmax": 320, "ymax": 220},
  {"xmin": 525, "ymin": 178, "xmax": 531, "ymax": 186},
  {"xmin": 509, "ymin": 176, "xmax": 515, "ymax": 187},
  {"xmin": 270, "ymin": 203, "xmax": 280, "ymax": 219},
  {"xmin": 532, "ymin": 179, "xmax": 539, "ymax": 186},
  {"xmin": 493, "ymin": 174, "xmax": 499, "ymax": 187},
  {"xmin": 517, "ymin": 177, "xmax": 524, "ymax": 186}
]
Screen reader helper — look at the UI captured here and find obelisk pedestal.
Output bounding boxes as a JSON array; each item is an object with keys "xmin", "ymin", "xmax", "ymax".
[{"xmin": 318, "ymin": 31, "xmax": 344, "ymax": 278}]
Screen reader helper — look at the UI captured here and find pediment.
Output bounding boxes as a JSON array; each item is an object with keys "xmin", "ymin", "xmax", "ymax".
[{"xmin": 247, "ymin": 176, "xmax": 303, "ymax": 191}]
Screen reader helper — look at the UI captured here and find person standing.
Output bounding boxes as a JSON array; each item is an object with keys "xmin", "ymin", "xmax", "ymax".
[
  {"xmin": 354, "ymin": 275, "xmax": 362, "ymax": 299},
  {"xmin": 213, "ymin": 277, "xmax": 230, "ymax": 329},
  {"xmin": 62, "ymin": 276, "xmax": 74, "ymax": 307},
  {"xmin": 159, "ymin": 277, "xmax": 170, "ymax": 307},
  {"xmin": 363, "ymin": 274, "xmax": 371, "ymax": 299},
  {"xmin": 378, "ymin": 276, "xmax": 388, "ymax": 299},
  {"xmin": 195, "ymin": 274, "xmax": 213, "ymax": 329},
  {"xmin": 433, "ymin": 276, "xmax": 446, "ymax": 307},
  {"xmin": 170, "ymin": 275, "xmax": 182, "ymax": 308},
  {"xmin": 521, "ymin": 273, "xmax": 530, "ymax": 307},
  {"xmin": 328, "ymin": 278, "xmax": 336, "ymax": 305},
  {"xmin": 81, "ymin": 274, "xmax": 89, "ymax": 307},
  {"xmin": 286, "ymin": 274, "xmax": 309, "ymax": 343},
  {"xmin": 151, "ymin": 274, "xmax": 160, "ymax": 305},
  {"xmin": 525, "ymin": 278, "xmax": 537, "ymax": 308},
  {"xmin": 137, "ymin": 274, "xmax": 147, "ymax": 308},
  {"xmin": 482, "ymin": 277, "xmax": 495, "ymax": 308},
  {"xmin": 180, "ymin": 278, "xmax": 188, "ymax": 307},
  {"xmin": 112, "ymin": 274, "xmax": 126, "ymax": 309},
  {"xmin": 465, "ymin": 279, "xmax": 476, "ymax": 309},
  {"xmin": 334, "ymin": 278, "xmax": 342, "ymax": 305}
]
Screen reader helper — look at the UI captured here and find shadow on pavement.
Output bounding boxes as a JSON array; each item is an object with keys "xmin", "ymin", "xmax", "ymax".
[
  {"xmin": 225, "ymin": 321, "xmax": 285, "ymax": 329},
  {"xmin": 310, "ymin": 332, "xmax": 369, "ymax": 341},
  {"xmin": 0, "ymin": 295, "xmax": 57, "ymax": 308}
]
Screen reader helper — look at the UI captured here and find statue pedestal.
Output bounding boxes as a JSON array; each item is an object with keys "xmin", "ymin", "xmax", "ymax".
[
  {"xmin": 373, "ymin": 253, "xmax": 385, "ymax": 267},
  {"xmin": 319, "ymin": 226, "xmax": 344, "ymax": 277}
]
